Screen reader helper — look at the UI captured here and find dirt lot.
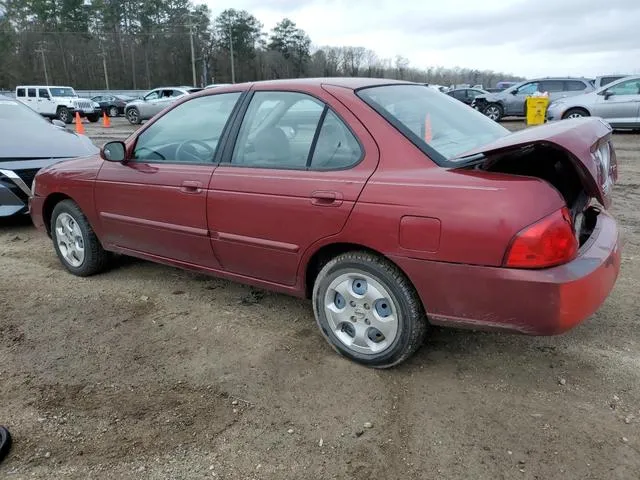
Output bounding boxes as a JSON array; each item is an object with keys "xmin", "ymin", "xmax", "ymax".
[{"xmin": 1, "ymin": 117, "xmax": 639, "ymax": 479}]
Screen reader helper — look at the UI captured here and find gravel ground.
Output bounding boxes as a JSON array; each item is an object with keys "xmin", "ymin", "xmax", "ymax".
[{"xmin": 1, "ymin": 117, "xmax": 639, "ymax": 479}]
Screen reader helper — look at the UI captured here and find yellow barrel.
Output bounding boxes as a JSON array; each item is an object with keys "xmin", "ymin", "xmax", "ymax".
[{"xmin": 526, "ymin": 96, "xmax": 550, "ymax": 126}]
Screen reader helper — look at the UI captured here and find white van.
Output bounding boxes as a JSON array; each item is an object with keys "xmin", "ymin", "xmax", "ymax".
[{"xmin": 14, "ymin": 85, "xmax": 100, "ymax": 124}]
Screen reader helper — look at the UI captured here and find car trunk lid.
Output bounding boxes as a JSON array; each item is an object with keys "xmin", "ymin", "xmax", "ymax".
[{"xmin": 453, "ymin": 117, "xmax": 617, "ymax": 209}]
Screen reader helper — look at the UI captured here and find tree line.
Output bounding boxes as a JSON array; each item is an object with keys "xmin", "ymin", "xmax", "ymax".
[{"xmin": 0, "ymin": 0, "xmax": 524, "ymax": 90}]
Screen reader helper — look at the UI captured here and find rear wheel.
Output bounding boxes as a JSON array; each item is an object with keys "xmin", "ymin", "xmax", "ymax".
[
  {"xmin": 312, "ymin": 251, "xmax": 428, "ymax": 368},
  {"xmin": 50, "ymin": 200, "xmax": 109, "ymax": 277},
  {"xmin": 484, "ymin": 103, "xmax": 504, "ymax": 122},
  {"xmin": 108, "ymin": 106, "xmax": 119, "ymax": 117},
  {"xmin": 126, "ymin": 107, "xmax": 141, "ymax": 125},
  {"xmin": 57, "ymin": 106, "xmax": 72, "ymax": 124},
  {"xmin": 87, "ymin": 114, "xmax": 99, "ymax": 123},
  {"xmin": 562, "ymin": 108, "xmax": 590, "ymax": 120}
]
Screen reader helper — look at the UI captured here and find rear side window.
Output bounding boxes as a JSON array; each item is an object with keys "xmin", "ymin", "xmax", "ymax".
[
  {"xmin": 565, "ymin": 81, "xmax": 588, "ymax": 91},
  {"xmin": 16, "ymin": 88, "xmax": 25, "ymax": 97},
  {"xmin": 310, "ymin": 110, "xmax": 362, "ymax": 170},
  {"xmin": 231, "ymin": 91, "xmax": 325, "ymax": 170},
  {"xmin": 28, "ymin": 88, "xmax": 36, "ymax": 98},
  {"xmin": 539, "ymin": 81, "xmax": 564, "ymax": 92}
]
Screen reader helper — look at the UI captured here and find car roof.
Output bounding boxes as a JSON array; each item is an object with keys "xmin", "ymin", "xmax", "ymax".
[
  {"xmin": 203, "ymin": 77, "xmax": 415, "ymax": 91},
  {"xmin": 16, "ymin": 85, "xmax": 74, "ymax": 88}
]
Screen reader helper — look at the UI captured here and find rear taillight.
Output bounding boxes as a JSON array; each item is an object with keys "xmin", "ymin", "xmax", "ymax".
[{"xmin": 504, "ymin": 207, "xmax": 578, "ymax": 269}]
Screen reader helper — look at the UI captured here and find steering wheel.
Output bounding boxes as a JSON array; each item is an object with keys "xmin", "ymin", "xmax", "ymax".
[{"xmin": 175, "ymin": 140, "xmax": 215, "ymax": 163}]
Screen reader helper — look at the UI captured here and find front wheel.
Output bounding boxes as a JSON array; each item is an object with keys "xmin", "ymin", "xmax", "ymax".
[
  {"xmin": 108, "ymin": 106, "xmax": 119, "ymax": 117},
  {"xmin": 484, "ymin": 103, "xmax": 504, "ymax": 122},
  {"xmin": 0, "ymin": 426, "xmax": 11, "ymax": 463},
  {"xmin": 87, "ymin": 114, "xmax": 99, "ymax": 123},
  {"xmin": 312, "ymin": 251, "xmax": 428, "ymax": 368},
  {"xmin": 57, "ymin": 106, "xmax": 72, "ymax": 124},
  {"xmin": 562, "ymin": 108, "xmax": 590, "ymax": 120},
  {"xmin": 126, "ymin": 108, "xmax": 141, "ymax": 125},
  {"xmin": 51, "ymin": 200, "xmax": 109, "ymax": 277}
]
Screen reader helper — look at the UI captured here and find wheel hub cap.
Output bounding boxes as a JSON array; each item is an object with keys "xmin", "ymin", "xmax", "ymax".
[
  {"xmin": 324, "ymin": 273, "xmax": 399, "ymax": 355},
  {"xmin": 55, "ymin": 212, "xmax": 85, "ymax": 267}
]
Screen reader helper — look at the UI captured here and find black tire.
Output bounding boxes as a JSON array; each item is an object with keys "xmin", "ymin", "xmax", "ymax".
[
  {"xmin": 108, "ymin": 106, "xmax": 119, "ymax": 117},
  {"xmin": 57, "ymin": 106, "xmax": 72, "ymax": 124},
  {"xmin": 126, "ymin": 107, "xmax": 141, "ymax": 125},
  {"xmin": 87, "ymin": 114, "xmax": 99, "ymax": 123},
  {"xmin": 0, "ymin": 426, "xmax": 11, "ymax": 464},
  {"xmin": 312, "ymin": 251, "xmax": 428, "ymax": 368},
  {"xmin": 50, "ymin": 199, "xmax": 109, "ymax": 277},
  {"xmin": 562, "ymin": 108, "xmax": 590, "ymax": 120},
  {"xmin": 484, "ymin": 103, "xmax": 504, "ymax": 122}
]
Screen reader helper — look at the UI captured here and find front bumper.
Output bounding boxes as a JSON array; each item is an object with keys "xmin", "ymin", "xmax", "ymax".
[
  {"xmin": 0, "ymin": 169, "xmax": 36, "ymax": 217},
  {"xmin": 391, "ymin": 210, "xmax": 621, "ymax": 335},
  {"xmin": 545, "ymin": 105, "xmax": 566, "ymax": 122}
]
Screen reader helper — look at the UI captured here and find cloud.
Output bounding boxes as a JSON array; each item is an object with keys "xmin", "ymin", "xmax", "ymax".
[{"xmin": 205, "ymin": 0, "xmax": 640, "ymax": 78}]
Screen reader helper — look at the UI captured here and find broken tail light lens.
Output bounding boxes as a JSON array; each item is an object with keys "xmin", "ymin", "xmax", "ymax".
[{"xmin": 504, "ymin": 207, "xmax": 578, "ymax": 269}]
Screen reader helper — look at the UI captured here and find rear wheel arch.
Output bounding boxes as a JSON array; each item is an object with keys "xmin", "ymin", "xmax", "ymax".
[{"xmin": 303, "ymin": 242, "xmax": 414, "ymax": 300}]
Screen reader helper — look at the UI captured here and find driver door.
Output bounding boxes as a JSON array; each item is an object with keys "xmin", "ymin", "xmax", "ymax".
[
  {"xmin": 95, "ymin": 92, "xmax": 243, "ymax": 267},
  {"xmin": 505, "ymin": 82, "xmax": 539, "ymax": 115}
]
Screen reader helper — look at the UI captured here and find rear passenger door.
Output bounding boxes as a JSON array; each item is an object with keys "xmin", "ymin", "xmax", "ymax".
[{"xmin": 207, "ymin": 88, "xmax": 379, "ymax": 286}]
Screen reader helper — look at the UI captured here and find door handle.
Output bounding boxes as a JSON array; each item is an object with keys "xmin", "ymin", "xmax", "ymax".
[
  {"xmin": 311, "ymin": 190, "xmax": 343, "ymax": 207},
  {"xmin": 180, "ymin": 180, "xmax": 203, "ymax": 194}
]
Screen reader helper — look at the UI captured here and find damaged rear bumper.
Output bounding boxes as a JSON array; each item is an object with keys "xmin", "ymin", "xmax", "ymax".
[{"xmin": 391, "ymin": 209, "xmax": 621, "ymax": 335}]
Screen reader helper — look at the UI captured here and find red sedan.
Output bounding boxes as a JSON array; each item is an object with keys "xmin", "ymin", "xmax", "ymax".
[{"xmin": 29, "ymin": 78, "xmax": 621, "ymax": 368}]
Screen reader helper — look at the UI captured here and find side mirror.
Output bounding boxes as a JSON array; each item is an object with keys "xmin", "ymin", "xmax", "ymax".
[
  {"xmin": 101, "ymin": 141, "xmax": 127, "ymax": 162},
  {"xmin": 603, "ymin": 91, "xmax": 613, "ymax": 100},
  {"xmin": 510, "ymin": 90, "xmax": 518, "ymax": 95},
  {"xmin": 51, "ymin": 119, "xmax": 66, "ymax": 128}
]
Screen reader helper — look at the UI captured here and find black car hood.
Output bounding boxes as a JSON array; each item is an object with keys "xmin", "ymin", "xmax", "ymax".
[{"xmin": 0, "ymin": 120, "xmax": 98, "ymax": 159}]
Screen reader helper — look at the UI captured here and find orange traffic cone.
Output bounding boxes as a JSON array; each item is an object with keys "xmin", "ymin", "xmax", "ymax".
[
  {"xmin": 74, "ymin": 112, "xmax": 85, "ymax": 135},
  {"xmin": 424, "ymin": 113, "xmax": 432, "ymax": 143},
  {"xmin": 102, "ymin": 111, "xmax": 111, "ymax": 128}
]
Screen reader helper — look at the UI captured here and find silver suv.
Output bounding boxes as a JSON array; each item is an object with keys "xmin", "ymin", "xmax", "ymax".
[
  {"xmin": 124, "ymin": 86, "xmax": 202, "ymax": 125},
  {"xmin": 472, "ymin": 78, "xmax": 594, "ymax": 121}
]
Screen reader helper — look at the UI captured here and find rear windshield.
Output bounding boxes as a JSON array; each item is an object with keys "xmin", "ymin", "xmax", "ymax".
[{"xmin": 356, "ymin": 84, "xmax": 509, "ymax": 164}]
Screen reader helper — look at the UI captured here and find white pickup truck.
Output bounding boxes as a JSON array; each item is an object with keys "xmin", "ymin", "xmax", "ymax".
[{"xmin": 15, "ymin": 85, "xmax": 100, "ymax": 124}]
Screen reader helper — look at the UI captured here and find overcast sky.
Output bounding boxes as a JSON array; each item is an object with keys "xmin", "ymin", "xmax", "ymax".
[{"xmin": 207, "ymin": 0, "xmax": 640, "ymax": 79}]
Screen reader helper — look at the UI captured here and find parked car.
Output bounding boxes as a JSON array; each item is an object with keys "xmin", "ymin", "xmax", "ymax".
[
  {"xmin": 472, "ymin": 78, "xmax": 594, "ymax": 121},
  {"xmin": 0, "ymin": 95, "xmax": 98, "ymax": 217},
  {"xmin": 592, "ymin": 75, "xmax": 631, "ymax": 90},
  {"xmin": 30, "ymin": 79, "xmax": 620, "ymax": 368},
  {"xmin": 14, "ymin": 85, "xmax": 100, "ymax": 124},
  {"xmin": 546, "ymin": 75, "xmax": 640, "ymax": 129},
  {"xmin": 447, "ymin": 88, "xmax": 489, "ymax": 105},
  {"xmin": 91, "ymin": 94, "xmax": 135, "ymax": 117},
  {"xmin": 124, "ymin": 86, "xmax": 203, "ymax": 125}
]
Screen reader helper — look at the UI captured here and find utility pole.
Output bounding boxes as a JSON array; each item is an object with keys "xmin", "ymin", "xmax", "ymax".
[
  {"xmin": 228, "ymin": 24, "xmax": 235, "ymax": 83},
  {"xmin": 35, "ymin": 43, "xmax": 49, "ymax": 84},
  {"xmin": 99, "ymin": 44, "xmax": 110, "ymax": 90},
  {"xmin": 189, "ymin": 23, "xmax": 197, "ymax": 87}
]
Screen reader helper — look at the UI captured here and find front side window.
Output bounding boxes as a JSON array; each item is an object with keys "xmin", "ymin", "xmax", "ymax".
[
  {"xmin": 144, "ymin": 90, "xmax": 161, "ymax": 101},
  {"xmin": 607, "ymin": 79, "xmax": 640, "ymax": 96},
  {"xmin": 231, "ymin": 91, "xmax": 325, "ymax": 169},
  {"xmin": 133, "ymin": 92, "xmax": 241, "ymax": 164},
  {"xmin": 357, "ymin": 84, "xmax": 509, "ymax": 163},
  {"xmin": 516, "ymin": 82, "xmax": 539, "ymax": 95}
]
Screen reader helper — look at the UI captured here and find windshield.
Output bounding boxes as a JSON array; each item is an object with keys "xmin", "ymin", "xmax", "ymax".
[
  {"xmin": 357, "ymin": 84, "xmax": 509, "ymax": 163},
  {"xmin": 49, "ymin": 87, "xmax": 77, "ymax": 97},
  {"xmin": 0, "ymin": 98, "xmax": 48, "ymax": 123}
]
